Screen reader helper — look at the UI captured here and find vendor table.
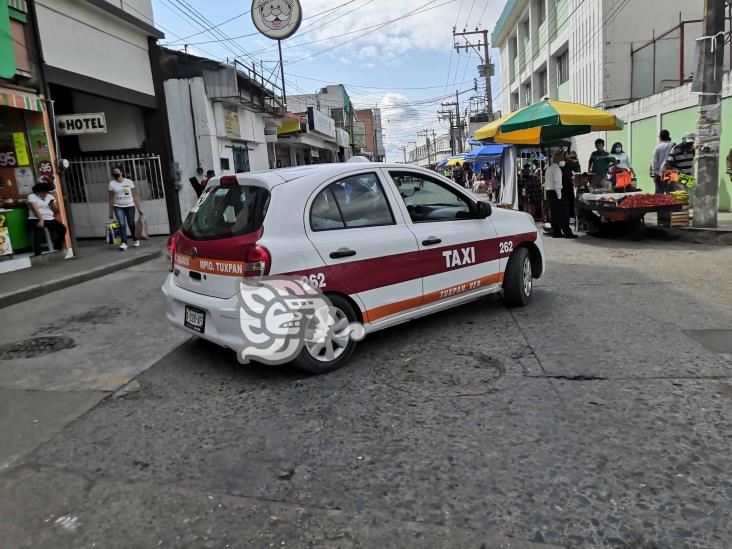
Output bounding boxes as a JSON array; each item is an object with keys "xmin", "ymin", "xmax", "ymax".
[{"xmin": 577, "ymin": 192, "xmax": 682, "ymax": 240}]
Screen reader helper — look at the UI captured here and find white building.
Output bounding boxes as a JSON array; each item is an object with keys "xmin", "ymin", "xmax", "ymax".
[
  {"xmin": 36, "ymin": 0, "xmax": 174, "ymax": 236},
  {"xmin": 285, "ymin": 85, "xmax": 356, "ymax": 164},
  {"xmin": 159, "ymin": 49, "xmax": 284, "ymax": 216},
  {"xmin": 408, "ymin": 134, "xmax": 452, "ymax": 167},
  {"xmin": 492, "ymin": 0, "xmax": 706, "ymax": 114}
]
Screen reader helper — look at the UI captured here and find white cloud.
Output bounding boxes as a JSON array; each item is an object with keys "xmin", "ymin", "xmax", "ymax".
[
  {"xmin": 358, "ymin": 45, "xmax": 377, "ymax": 58},
  {"xmin": 338, "ymin": 56, "xmax": 352, "ymax": 64},
  {"xmin": 361, "ymin": 62, "xmax": 376, "ymax": 69}
]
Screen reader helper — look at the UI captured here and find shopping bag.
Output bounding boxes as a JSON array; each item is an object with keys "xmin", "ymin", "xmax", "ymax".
[
  {"xmin": 105, "ymin": 221, "xmax": 122, "ymax": 246},
  {"xmin": 616, "ymin": 170, "xmax": 632, "ymax": 188},
  {"xmin": 135, "ymin": 215, "xmax": 149, "ymax": 240}
]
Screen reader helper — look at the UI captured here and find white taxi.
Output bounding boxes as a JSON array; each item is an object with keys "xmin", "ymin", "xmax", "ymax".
[{"xmin": 162, "ymin": 163, "xmax": 545, "ymax": 374}]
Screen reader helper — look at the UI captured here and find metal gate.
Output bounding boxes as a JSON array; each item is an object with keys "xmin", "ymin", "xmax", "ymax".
[{"xmin": 65, "ymin": 154, "xmax": 170, "ymax": 237}]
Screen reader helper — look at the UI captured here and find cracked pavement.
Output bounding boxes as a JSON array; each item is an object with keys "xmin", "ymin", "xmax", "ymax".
[{"xmin": 1, "ymin": 236, "xmax": 731, "ymax": 548}]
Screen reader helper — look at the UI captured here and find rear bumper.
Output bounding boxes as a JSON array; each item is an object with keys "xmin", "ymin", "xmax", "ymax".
[{"xmin": 162, "ymin": 274, "xmax": 247, "ymax": 358}]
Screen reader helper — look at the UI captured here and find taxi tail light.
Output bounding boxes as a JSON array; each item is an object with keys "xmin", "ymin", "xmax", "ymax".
[
  {"xmin": 166, "ymin": 233, "xmax": 177, "ymax": 271},
  {"xmin": 244, "ymin": 245, "xmax": 271, "ymax": 277}
]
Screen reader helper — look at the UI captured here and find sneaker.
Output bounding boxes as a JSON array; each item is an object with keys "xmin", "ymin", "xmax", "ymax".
[
  {"xmin": 119, "ymin": 242, "xmax": 127, "ymax": 251},
  {"xmin": 133, "ymin": 240, "xmax": 140, "ymax": 247}
]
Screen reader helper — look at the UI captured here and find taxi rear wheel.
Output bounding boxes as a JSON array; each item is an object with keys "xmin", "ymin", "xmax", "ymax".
[
  {"xmin": 502, "ymin": 247, "xmax": 532, "ymax": 307},
  {"xmin": 292, "ymin": 294, "xmax": 358, "ymax": 374}
]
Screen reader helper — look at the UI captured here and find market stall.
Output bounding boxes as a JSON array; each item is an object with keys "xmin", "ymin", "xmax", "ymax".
[
  {"xmin": 576, "ymin": 190, "xmax": 683, "ymax": 239},
  {"xmin": 474, "ymin": 99, "xmax": 625, "ymax": 225}
]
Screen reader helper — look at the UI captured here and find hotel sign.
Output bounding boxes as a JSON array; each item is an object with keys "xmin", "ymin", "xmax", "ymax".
[{"xmin": 56, "ymin": 113, "xmax": 107, "ymax": 135}]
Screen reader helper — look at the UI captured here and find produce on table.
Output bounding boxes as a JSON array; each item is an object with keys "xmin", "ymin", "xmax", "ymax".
[
  {"xmin": 618, "ymin": 194, "xmax": 680, "ymax": 209},
  {"xmin": 670, "ymin": 190, "xmax": 689, "ymax": 204}
]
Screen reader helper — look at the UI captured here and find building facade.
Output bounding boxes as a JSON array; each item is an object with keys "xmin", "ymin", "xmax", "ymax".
[
  {"xmin": 407, "ymin": 134, "xmax": 452, "ymax": 167},
  {"xmin": 492, "ymin": 0, "xmax": 732, "ymax": 211},
  {"xmin": 355, "ymin": 108, "xmax": 386, "ymax": 161},
  {"xmin": 36, "ymin": 0, "xmax": 176, "ymax": 237},
  {"xmin": 0, "ymin": 0, "xmax": 69, "ymax": 270},
  {"xmin": 492, "ymin": 0, "xmax": 707, "ymax": 114},
  {"xmin": 285, "ymin": 84, "xmax": 356, "ymax": 164},
  {"xmin": 159, "ymin": 49, "xmax": 283, "ymax": 216}
]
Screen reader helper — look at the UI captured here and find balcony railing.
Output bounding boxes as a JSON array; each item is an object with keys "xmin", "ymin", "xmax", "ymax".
[
  {"xmin": 511, "ymin": 57, "xmax": 518, "ymax": 83},
  {"xmin": 548, "ymin": 0, "xmax": 569, "ymax": 41}
]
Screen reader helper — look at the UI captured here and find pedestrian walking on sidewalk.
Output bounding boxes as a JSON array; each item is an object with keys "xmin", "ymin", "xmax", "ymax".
[
  {"xmin": 464, "ymin": 162, "xmax": 473, "ymax": 189},
  {"xmin": 108, "ymin": 166, "xmax": 143, "ymax": 251},
  {"xmin": 650, "ymin": 130, "xmax": 675, "ymax": 194}
]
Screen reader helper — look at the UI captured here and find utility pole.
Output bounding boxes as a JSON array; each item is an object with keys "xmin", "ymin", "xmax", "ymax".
[
  {"xmin": 455, "ymin": 90, "xmax": 462, "ymax": 153},
  {"xmin": 408, "ymin": 141, "xmax": 417, "ymax": 165},
  {"xmin": 399, "ymin": 145, "xmax": 407, "ymax": 164},
  {"xmin": 438, "ymin": 108, "xmax": 455, "ymax": 155},
  {"xmin": 453, "ymin": 28, "xmax": 494, "ymax": 121},
  {"xmin": 692, "ymin": 0, "xmax": 725, "ymax": 228},
  {"xmin": 417, "ymin": 129, "xmax": 432, "ymax": 165},
  {"xmin": 441, "ymin": 93, "xmax": 463, "ymax": 153}
]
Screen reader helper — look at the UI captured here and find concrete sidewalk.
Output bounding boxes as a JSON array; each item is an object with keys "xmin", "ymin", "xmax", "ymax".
[
  {"xmin": 645, "ymin": 211, "xmax": 732, "ymax": 245},
  {"xmin": 0, "ymin": 237, "xmax": 165, "ymax": 309}
]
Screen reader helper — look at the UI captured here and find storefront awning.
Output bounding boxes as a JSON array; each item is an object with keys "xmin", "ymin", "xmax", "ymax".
[{"xmin": 0, "ymin": 86, "xmax": 44, "ymax": 111}]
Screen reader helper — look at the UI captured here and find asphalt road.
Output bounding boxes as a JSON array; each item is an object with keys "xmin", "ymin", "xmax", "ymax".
[{"xmin": 1, "ymin": 235, "xmax": 731, "ymax": 548}]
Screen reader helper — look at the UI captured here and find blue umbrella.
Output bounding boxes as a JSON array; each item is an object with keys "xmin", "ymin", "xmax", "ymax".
[
  {"xmin": 436, "ymin": 158, "xmax": 448, "ymax": 168},
  {"xmin": 465, "ymin": 144, "xmax": 510, "ymax": 160}
]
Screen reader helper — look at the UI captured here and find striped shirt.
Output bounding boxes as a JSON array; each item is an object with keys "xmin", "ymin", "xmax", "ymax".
[{"xmin": 665, "ymin": 143, "xmax": 695, "ymax": 175}]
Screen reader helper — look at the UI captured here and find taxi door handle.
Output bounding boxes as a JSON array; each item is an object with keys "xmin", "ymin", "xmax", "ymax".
[
  {"xmin": 422, "ymin": 237, "xmax": 442, "ymax": 246},
  {"xmin": 329, "ymin": 248, "xmax": 357, "ymax": 259}
]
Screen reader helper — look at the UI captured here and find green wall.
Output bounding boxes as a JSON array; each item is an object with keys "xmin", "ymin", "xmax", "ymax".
[
  {"xmin": 622, "ymin": 102, "xmax": 732, "ymax": 211},
  {"xmin": 661, "ymin": 107, "xmax": 697, "ymax": 144},
  {"xmin": 630, "ymin": 117, "xmax": 657, "ymax": 193},
  {"xmin": 605, "ymin": 125, "xmax": 630, "ymax": 156}
]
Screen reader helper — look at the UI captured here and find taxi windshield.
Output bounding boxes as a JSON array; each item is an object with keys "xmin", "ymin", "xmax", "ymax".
[{"xmin": 181, "ymin": 184, "xmax": 269, "ymax": 241}]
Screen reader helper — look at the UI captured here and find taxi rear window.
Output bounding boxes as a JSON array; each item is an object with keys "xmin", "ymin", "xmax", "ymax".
[{"xmin": 181, "ymin": 185, "xmax": 269, "ymax": 241}]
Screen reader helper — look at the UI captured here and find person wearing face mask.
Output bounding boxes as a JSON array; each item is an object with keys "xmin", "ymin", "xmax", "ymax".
[
  {"xmin": 610, "ymin": 142, "xmax": 634, "ymax": 175},
  {"xmin": 545, "ymin": 153, "xmax": 577, "ymax": 238},
  {"xmin": 108, "ymin": 166, "xmax": 143, "ymax": 251}
]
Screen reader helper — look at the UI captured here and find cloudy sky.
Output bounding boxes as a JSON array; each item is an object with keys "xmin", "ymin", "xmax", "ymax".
[{"xmin": 151, "ymin": 0, "xmax": 509, "ymax": 161}]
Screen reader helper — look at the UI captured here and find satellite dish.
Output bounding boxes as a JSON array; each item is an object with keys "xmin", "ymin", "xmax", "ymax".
[{"xmin": 347, "ymin": 156, "xmax": 370, "ymax": 163}]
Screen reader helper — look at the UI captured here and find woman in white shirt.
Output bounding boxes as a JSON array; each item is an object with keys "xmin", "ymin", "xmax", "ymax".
[
  {"xmin": 610, "ymin": 142, "xmax": 634, "ymax": 175},
  {"xmin": 26, "ymin": 181, "xmax": 67, "ymax": 255},
  {"xmin": 108, "ymin": 166, "xmax": 143, "ymax": 251}
]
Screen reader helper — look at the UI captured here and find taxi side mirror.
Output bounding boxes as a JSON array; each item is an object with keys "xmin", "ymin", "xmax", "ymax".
[{"xmin": 476, "ymin": 200, "xmax": 492, "ymax": 219}]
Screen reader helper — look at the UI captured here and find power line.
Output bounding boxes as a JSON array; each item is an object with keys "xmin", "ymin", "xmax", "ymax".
[{"xmin": 284, "ymin": 0, "xmax": 456, "ymax": 65}]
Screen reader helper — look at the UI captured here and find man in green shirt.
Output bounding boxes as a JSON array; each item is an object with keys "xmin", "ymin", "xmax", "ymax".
[{"xmin": 588, "ymin": 138, "xmax": 618, "ymax": 183}]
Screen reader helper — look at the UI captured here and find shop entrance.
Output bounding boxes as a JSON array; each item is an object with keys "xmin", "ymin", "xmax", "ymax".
[{"xmin": 65, "ymin": 154, "xmax": 169, "ymax": 237}]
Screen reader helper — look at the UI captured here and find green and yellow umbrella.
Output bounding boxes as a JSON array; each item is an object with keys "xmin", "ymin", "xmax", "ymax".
[{"xmin": 474, "ymin": 99, "xmax": 624, "ymax": 145}]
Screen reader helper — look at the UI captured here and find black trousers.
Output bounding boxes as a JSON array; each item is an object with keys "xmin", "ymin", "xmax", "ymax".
[
  {"xmin": 547, "ymin": 190, "xmax": 573, "ymax": 237},
  {"xmin": 26, "ymin": 219, "xmax": 67, "ymax": 255}
]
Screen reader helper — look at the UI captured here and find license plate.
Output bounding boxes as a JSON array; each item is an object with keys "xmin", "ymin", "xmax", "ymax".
[{"xmin": 184, "ymin": 305, "xmax": 206, "ymax": 333}]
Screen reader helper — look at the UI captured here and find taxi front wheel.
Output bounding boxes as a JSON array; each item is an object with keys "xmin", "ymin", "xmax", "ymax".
[
  {"xmin": 502, "ymin": 247, "xmax": 532, "ymax": 307},
  {"xmin": 293, "ymin": 294, "xmax": 359, "ymax": 374}
]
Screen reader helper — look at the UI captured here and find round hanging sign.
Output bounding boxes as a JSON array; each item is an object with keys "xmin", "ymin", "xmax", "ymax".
[{"xmin": 251, "ymin": 0, "xmax": 302, "ymax": 40}]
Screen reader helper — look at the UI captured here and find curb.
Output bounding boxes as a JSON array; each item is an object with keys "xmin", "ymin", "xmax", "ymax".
[
  {"xmin": 647, "ymin": 226, "xmax": 732, "ymax": 246},
  {"xmin": 0, "ymin": 250, "xmax": 162, "ymax": 310}
]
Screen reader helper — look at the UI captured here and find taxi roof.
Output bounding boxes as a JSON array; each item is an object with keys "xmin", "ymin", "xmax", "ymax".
[{"xmin": 217, "ymin": 162, "xmax": 430, "ymax": 190}]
